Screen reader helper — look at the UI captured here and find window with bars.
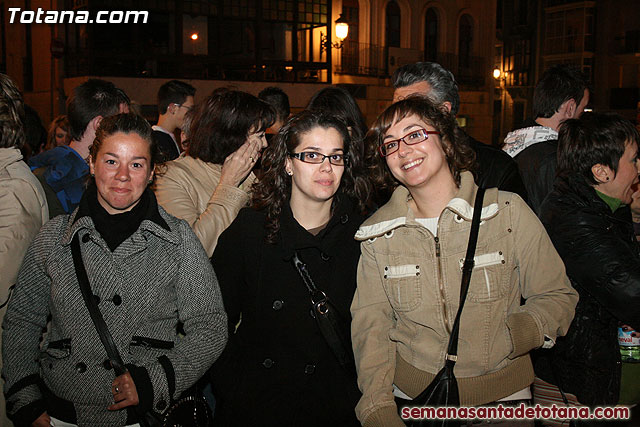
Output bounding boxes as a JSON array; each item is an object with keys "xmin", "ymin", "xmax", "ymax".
[{"xmin": 63, "ymin": 0, "xmax": 331, "ymax": 82}]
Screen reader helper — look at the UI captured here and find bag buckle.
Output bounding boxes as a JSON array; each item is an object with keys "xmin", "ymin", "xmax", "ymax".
[
  {"xmin": 312, "ymin": 290, "xmax": 329, "ymax": 315},
  {"xmin": 445, "ymin": 354, "xmax": 458, "ymax": 362}
]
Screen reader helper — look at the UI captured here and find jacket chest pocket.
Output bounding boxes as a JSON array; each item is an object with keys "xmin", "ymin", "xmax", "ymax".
[
  {"xmin": 461, "ymin": 251, "xmax": 509, "ymax": 302},
  {"xmin": 378, "ymin": 254, "xmax": 423, "ymax": 312}
]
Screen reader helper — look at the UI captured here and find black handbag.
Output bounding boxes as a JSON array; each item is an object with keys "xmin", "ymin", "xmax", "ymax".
[
  {"xmin": 291, "ymin": 251, "xmax": 356, "ymax": 376},
  {"xmin": 70, "ymin": 234, "xmax": 212, "ymax": 427},
  {"xmin": 396, "ymin": 187, "xmax": 485, "ymax": 427}
]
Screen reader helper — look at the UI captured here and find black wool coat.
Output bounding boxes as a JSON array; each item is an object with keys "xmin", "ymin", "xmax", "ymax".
[
  {"xmin": 536, "ymin": 174, "xmax": 640, "ymax": 406},
  {"xmin": 210, "ymin": 196, "xmax": 363, "ymax": 426}
]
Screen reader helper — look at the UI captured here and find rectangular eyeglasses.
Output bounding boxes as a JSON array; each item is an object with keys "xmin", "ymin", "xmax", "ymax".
[
  {"xmin": 379, "ymin": 128, "xmax": 440, "ymax": 157},
  {"xmin": 289, "ymin": 151, "xmax": 348, "ymax": 166}
]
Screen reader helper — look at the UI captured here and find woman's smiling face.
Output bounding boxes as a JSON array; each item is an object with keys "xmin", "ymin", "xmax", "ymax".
[
  {"xmin": 383, "ymin": 114, "xmax": 451, "ymax": 191},
  {"xmin": 89, "ymin": 131, "xmax": 154, "ymax": 215}
]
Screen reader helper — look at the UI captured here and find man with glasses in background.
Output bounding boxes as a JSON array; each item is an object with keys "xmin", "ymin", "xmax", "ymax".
[{"xmin": 153, "ymin": 80, "xmax": 195, "ymax": 162}]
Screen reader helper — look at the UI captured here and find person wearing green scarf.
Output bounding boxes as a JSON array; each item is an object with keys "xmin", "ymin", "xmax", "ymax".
[{"xmin": 534, "ymin": 112, "xmax": 640, "ymax": 425}]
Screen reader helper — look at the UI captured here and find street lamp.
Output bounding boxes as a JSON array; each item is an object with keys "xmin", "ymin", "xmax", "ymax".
[
  {"xmin": 320, "ymin": 13, "xmax": 349, "ymax": 54},
  {"xmin": 493, "ymin": 68, "xmax": 507, "ymax": 142}
]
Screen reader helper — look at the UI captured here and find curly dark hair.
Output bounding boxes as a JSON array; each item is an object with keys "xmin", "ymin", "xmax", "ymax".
[
  {"xmin": 187, "ymin": 89, "xmax": 275, "ymax": 164},
  {"xmin": 365, "ymin": 95, "xmax": 475, "ymax": 196},
  {"xmin": 251, "ymin": 110, "xmax": 372, "ymax": 243}
]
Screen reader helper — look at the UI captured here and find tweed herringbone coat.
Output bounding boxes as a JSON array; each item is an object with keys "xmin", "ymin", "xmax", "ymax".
[{"xmin": 2, "ymin": 194, "xmax": 228, "ymax": 427}]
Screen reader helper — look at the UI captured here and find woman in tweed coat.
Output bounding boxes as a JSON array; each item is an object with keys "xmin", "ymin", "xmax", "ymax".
[{"xmin": 2, "ymin": 114, "xmax": 228, "ymax": 427}]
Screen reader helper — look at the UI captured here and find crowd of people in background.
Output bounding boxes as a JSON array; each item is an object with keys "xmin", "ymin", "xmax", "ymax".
[{"xmin": 0, "ymin": 60, "xmax": 639, "ymax": 427}]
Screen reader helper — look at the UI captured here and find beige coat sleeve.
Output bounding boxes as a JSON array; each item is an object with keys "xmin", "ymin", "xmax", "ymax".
[
  {"xmin": 0, "ymin": 179, "xmax": 46, "ymax": 303},
  {"xmin": 351, "ymin": 241, "xmax": 405, "ymax": 427},
  {"xmin": 505, "ymin": 194, "xmax": 579, "ymax": 358},
  {"xmin": 154, "ymin": 168, "xmax": 253, "ymax": 257}
]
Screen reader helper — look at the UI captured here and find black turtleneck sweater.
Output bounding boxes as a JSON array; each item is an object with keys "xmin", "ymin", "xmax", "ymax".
[{"xmin": 78, "ymin": 183, "xmax": 151, "ymax": 251}]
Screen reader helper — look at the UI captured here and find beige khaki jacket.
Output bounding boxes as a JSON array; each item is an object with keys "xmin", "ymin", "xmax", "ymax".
[
  {"xmin": 154, "ymin": 155, "xmax": 256, "ymax": 257},
  {"xmin": 350, "ymin": 172, "xmax": 578, "ymax": 427},
  {"xmin": 0, "ymin": 148, "xmax": 48, "ymax": 303}
]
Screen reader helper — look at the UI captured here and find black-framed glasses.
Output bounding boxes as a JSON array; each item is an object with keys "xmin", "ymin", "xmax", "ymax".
[
  {"xmin": 289, "ymin": 151, "xmax": 348, "ymax": 166},
  {"xmin": 379, "ymin": 128, "xmax": 440, "ymax": 157}
]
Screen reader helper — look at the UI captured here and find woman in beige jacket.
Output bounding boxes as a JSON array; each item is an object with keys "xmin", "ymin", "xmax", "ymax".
[
  {"xmin": 154, "ymin": 89, "xmax": 274, "ymax": 256},
  {"xmin": 0, "ymin": 73, "xmax": 48, "ymax": 427},
  {"xmin": 351, "ymin": 96, "xmax": 578, "ymax": 426}
]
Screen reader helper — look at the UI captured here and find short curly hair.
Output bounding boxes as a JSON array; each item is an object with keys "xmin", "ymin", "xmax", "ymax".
[
  {"xmin": 365, "ymin": 95, "xmax": 475, "ymax": 195},
  {"xmin": 0, "ymin": 74, "xmax": 25, "ymax": 149}
]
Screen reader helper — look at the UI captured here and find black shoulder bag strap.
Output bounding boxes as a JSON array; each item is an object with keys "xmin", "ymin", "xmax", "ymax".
[
  {"xmin": 70, "ymin": 234, "xmax": 127, "ymax": 376},
  {"xmin": 291, "ymin": 252, "xmax": 356, "ymax": 373},
  {"xmin": 446, "ymin": 187, "xmax": 485, "ymax": 364},
  {"xmin": 70, "ymin": 234, "xmax": 158, "ymax": 427}
]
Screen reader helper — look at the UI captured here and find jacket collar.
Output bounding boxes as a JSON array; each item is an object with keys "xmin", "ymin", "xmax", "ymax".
[
  {"xmin": 0, "ymin": 147, "xmax": 23, "ymax": 170},
  {"xmin": 279, "ymin": 193, "xmax": 356, "ymax": 259},
  {"xmin": 62, "ymin": 188, "xmax": 176, "ymax": 246},
  {"xmin": 355, "ymin": 171, "xmax": 499, "ymax": 240}
]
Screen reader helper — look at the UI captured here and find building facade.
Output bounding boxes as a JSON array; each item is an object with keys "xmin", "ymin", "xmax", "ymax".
[{"xmin": 2, "ymin": 0, "xmax": 498, "ymax": 143}]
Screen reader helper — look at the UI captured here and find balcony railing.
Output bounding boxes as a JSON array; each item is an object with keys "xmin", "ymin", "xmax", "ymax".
[
  {"xmin": 334, "ymin": 40, "xmax": 387, "ymax": 77},
  {"xmin": 335, "ymin": 45, "xmax": 486, "ymax": 87},
  {"xmin": 433, "ymin": 52, "xmax": 486, "ymax": 88}
]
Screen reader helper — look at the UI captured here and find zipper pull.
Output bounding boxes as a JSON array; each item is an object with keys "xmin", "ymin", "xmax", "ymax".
[{"xmin": 435, "ymin": 236, "xmax": 441, "ymax": 257}]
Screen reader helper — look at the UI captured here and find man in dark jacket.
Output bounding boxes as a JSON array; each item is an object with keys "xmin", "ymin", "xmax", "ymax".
[
  {"xmin": 392, "ymin": 62, "xmax": 527, "ymax": 199},
  {"xmin": 152, "ymin": 80, "xmax": 195, "ymax": 162},
  {"xmin": 536, "ymin": 112, "xmax": 640, "ymax": 409},
  {"xmin": 503, "ymin": 64, "xmax": 589, "ymax": 214}
]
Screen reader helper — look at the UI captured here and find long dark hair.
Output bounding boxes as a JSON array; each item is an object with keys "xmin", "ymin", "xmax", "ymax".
[
  {"xmin": 187, "ymin": 89, "xmax": 275, "ymax": 164},
  {"xmin": 252, "ymin": 110, "xmax": 372, "ymax": 243}
]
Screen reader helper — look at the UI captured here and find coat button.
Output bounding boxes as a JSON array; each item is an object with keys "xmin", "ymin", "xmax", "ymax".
[
  {"xmin": 272, "ymin": 300, "xmax": 284, "ymax": 311},
  {"xmin": 304, "ymin": 364, "xmax": 316, "ymax": 375},
  {"xmin": 75, "ymin": 362, "xmax": 86, "ymax": 373},
  {"xmin": 262, "ymin": 358, "xmax": 274, "ymax": 368},
  {"xmin": 340, "ymin": 214, "xmax": 348, "ymax": 224},
  {"xmin": 156, "ymin": 399, "xmax": 167, "ymax": 410},
  {"xmin": 103, "ymin": 359, "xmax": 112, "ymax": 370},
  {"xmin": 321, "ymin": 253, "xmax": 330, "ymax": 261},
  {"xmin": 82, "ymin": 234, "xmax": 90, "ymax": 243},
  {"xmin": 112, "ymin": 294, "xmax": 122, "ymax": 306}
]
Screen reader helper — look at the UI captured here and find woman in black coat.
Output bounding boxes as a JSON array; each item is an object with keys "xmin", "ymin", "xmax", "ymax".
[
  {"xmin": 210, "ymin": 111, "xmax": 372, "ymax": 426},
  {"xmin": 535, "ymin": 112, "xmax": 640, "ymax": 411}
]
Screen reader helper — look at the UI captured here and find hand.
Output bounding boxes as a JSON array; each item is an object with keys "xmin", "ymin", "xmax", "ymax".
[
  {"xmin": 31, "ymin": 412, "xmax": 50, "ymax": 427},
  {"xmin": 108, "ymin": 372, "xmax": 139, "ymax": 411},
  {"xmin": 219, "ymin": 135, "xmax": 264, "ymax": 187}
]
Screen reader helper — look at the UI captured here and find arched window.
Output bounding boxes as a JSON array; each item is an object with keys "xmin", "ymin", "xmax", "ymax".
[
  {"xmin": 458, "ymin": 14, "xmax": 473, "ymax": 69},
  {"xmin": 424, "ymin": 8, "xmax": 438, "ymax": 62},
  {"xmin": 386, "ymin": 1, "xmax": 401, "ymax": 48}
]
